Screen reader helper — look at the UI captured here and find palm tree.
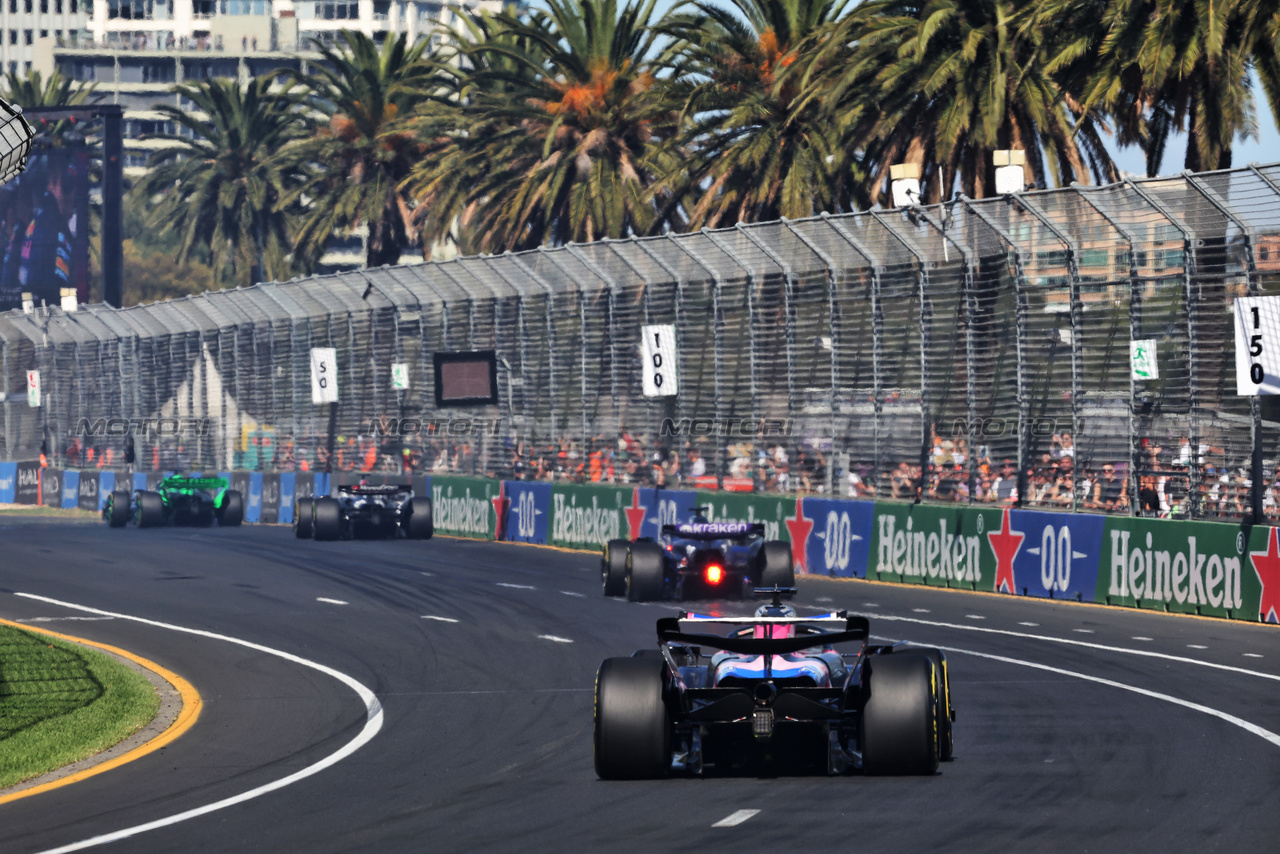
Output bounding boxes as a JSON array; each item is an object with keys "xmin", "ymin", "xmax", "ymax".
[
  {"xmin": 138, "ymin": 76, "xmax": 309, "ymax": 286},
  {"xmin": 0, "ymin": 67, "xmax": 98, "ymax": 144},
  {"xmin": 283, "ymin": 30, "xmax": 434, "ymax": 269},
  {"xmin": 1070, "ymin": 0, "xmax": 1267, "ymax": 173},
  {"xmin": 807, "ymin": 0, "xmax": 1116, "ymax": 203},
  {"xmin": 406, "ymin": 0, "xmax": 681, "ymax": 252},
  {"xmin": 657, "ymin": 0, "xmax": 854, "ymax": 227}
]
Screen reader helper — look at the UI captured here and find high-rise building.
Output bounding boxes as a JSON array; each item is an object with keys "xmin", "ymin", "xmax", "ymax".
[{"xmin": 27, "ymin": 0, "xmax": 504, "ymax": 175}]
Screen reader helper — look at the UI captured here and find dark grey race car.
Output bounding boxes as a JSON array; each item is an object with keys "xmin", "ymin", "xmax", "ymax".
[{"xmin": 295, "ymin": 483, "xmax": 433, "ymax": 541}]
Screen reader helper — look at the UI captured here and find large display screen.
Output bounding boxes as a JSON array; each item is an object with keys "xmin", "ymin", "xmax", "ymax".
[{"xmin": 0, "ymin": 145, "xmax": 91, "ymax": 312}]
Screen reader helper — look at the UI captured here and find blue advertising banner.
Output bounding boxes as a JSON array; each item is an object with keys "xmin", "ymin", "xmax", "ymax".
[
  {"xmin": 314, "ymin": 472, "xmax": 330, "ymax": 499},
  {"xmin": 132, "ymin": 472, "xmax": 147, "ymax": 492},
  {"xmin": 278, "ymin": 472, "xmax": 296, "ymax": 525},
  {"xmin": 0, "ymin": 462, "xmax": 15, "ymax": 503},
  {"xmin": 797, "ymin": 497, "xmax": 875, "ymax": 578},
  {"xmin": 502, "ymin": 481, "xmax": 551, "ymax": 544},
  {"xmin": 61, "ymin": 470, "xmax": 79, "ymax": 509},
  {"xmin": 643, "ymin": 488, "xmax": 699, "ymax": 539},
  {"xmin": 77, "ymin": 470, "xmax": 98, "ymax": 512},
  {"xmin": 245, "ymin": 471, "xmax": 263, "ymax": 524},
  {"xmin": 98, "ymin": 471, "xmax": 115, "ymax": 509},
  {"xmin": 1007, "ymin": 509, "xmax": 1106, "ymax": 601}
]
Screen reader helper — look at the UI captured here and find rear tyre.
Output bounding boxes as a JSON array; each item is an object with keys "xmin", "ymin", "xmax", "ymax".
[
  {"xmin": 760, "ymin": 540, "xmax": 795, "ymax": 588},
  {"xmin": 404, "ymin": 497, "xmax": 434, "ymax": 540},
  {"xmin": 594, "ymin": 657, "xmax": 671, "ymax": 779},
  {"xmin": 295, "ymin": 497, "xmax": 315, "ymax": 538},
  {"xmin": 135, "ymin": 491, "xmax": 165, "ymax": 528},
  {"xmin": 861, "ymin": 653, "xmax": 939, "ymax": 776},
  {"xmin": 217, "ymin": 490, "xmax": 244, "ymax": 527},
  {"xmin": 106, "ymin": 491, "xmax": 131, "ymax": 528},
  {"xmin": 626, "ymin": 540, "xmax": 665, "ymax": 602},
  {"xmin": 902, "ymin": 646, "xmax": 954, "ymax": 761},
  {"xmin": 312, "ymin": 497, "xmax": 343, "ymax": 541},
  {"xmin": 602, "ymin": 539, "xmax": 629, "ymax": 596}
]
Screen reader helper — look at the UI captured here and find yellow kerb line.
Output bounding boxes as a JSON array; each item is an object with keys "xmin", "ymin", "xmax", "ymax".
[{"xmin": 0, "ymin": 617, "xmax": 202, "ymax": 805}]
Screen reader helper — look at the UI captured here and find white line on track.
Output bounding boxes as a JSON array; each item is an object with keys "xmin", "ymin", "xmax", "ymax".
[
  {"xmin": 14, "ymin": 592, "xmax": 383, "ymax": 854},
  {"xmin": 941, "ymin": 644, "xmax": 1280, "ymax": 750},
  {"xmin": 912, "ymin": 608, "xmax": 931, "ymax": 613},
  {"xmin": 561, "ymin": 591, "xmax": 585, "ymax": 598},
  {"xmin": 862, "ymin": 602, "xmax": 879, "ymax": 607},
  {"xmin": 1073, "ymin": 629, "xmax": 1095, "ymax": 634},
  {"xmin": 864, "ymin": 612, "xmax": 1280, "ymax": 683},
  {"xmin": 15, "ymin": 616, "xmax": 114, "ymax": 623},
  {"xmin": 1018, "ymin": 622, "xmax": 1039, "ymax": 627},
  {"xmin": 1244, "ymin": 653, "xmax": 1264, "ymax": 658},
  {"xmin": 965, "ymin": 614, "xmax": 986, "ymax": 620},
  {"xmin": 316, "ymin": 598, "xmax": 348, "ymax": 605},
  {"xmin": 1188, "ymin": 644, "xmax": 1209, "ymax": 649},
  {"xmin": 496, "ymin": 583, "xmax": 536, "ymax": 590},
  {"xmin": 1132, "ymin": 637, "xmax": 1153, "ymax": 641},
  {"xmin": 815, "ymin": 597, "xmax": 833, "ymax": 603},
  {"xmin": 538, "ymin": 635, "xmax": 574, "ymax": 644},
  {"xmin": 422, "ymin": 616, "xmax": 459, "ymax": 623},
  {"xmin": 712, "ymin": 810, "xmax": 760, "ymax": 827}
]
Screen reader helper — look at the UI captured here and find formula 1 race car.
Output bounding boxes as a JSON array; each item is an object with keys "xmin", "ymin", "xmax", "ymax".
[
  {"xmin": 594, "ymin": 589, "xmax": 954, "ymax": 779},
  {"xmin": 104, "ymin": 475, "xmax": 244, "ymax": 528},
  {"xmin": 601, "ymin": 508, "xmax": 793, "ymax": 601},
  {"xmin": 294, "ymin": 483, "xmax": 433, "ymax": 541}
]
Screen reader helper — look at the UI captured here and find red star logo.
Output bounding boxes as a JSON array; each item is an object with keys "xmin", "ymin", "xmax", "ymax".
[
  {"xmin": 784, "ymin": 498, "xmax": 814, "ymax": 572},
  {"xmin": 1249, "ymin": 527, "xmax": 1280, "ymax": 624},
  {"xmin": 624, "ymin": 487, "xmax": 647, "ymax": 540},
  {"xmin": 987, "ymin": 508, "xmax": 1024, "ymax": 594},
  {"xmin": 490, "ymin": 481, "xmax": 509, "ymax": 539}
]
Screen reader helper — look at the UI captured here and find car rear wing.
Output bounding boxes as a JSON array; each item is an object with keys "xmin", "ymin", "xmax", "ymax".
[
  {"xmin": 159, "ymin": 476, "xmax": 228, "ymax": 492},
  {"xmin": 338, "ymin": 483, "xmax": 413, "ymax": 496},
  {"xmin": 661, "ymin": 521, "xmax": 766, "ymax": 540},
  {"xmin": 655, "ymin": 614, "xmax": 870, "ymax": 656}
]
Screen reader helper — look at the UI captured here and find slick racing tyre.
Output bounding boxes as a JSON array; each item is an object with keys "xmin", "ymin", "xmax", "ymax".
[
  {"xmin": 602, "ymin": 539, "xmax": 629, "ymax": 597},
  {"xmin": 217, "ymin": 490, "xmax": 244, "ymax": 527},
  {"xmin": 135, "ymin": 491, "xmax": 165, "ymax": 528},
  {"xmin": 902, "ymin": 646, "xmax": 954, "ymax": 761},
  {"xmin": 861, "ymin": 653, "xmax": 939, "ymax": 776},
  {"xmin": 760, "ymin": 540, "xmax": 795, "ymax": 588},
  {"xmin": 404, "ymin": 497, "xmax": 434, "ymax": 540},
  {"xmin": 594, "ymin": 657, "xmax": 671, "ymax": 779},
  {"xmin": 295, "ymin": 497, "xmax": 315, "ymax": 538},
  {"xmin": 312, "ymin": 497, "xmax": 343, "ymax": 541},
  {"xmin": 626, "ymin": 540, "xmax": 665, "ymax": 602},
  {"xmin": 106, "ymin": 490, "xmax": 131, "ymax": 528}
]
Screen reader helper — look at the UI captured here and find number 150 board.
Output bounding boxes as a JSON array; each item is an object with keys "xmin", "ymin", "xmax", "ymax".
[{"xmin": 1235, "ymin": 296, "xmax": 1280, "ymax": 395}]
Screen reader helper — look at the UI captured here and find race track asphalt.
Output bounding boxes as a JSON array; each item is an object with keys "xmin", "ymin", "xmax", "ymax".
[{"xmin": 0, "ymin": 519, "xmax": 1277, "ymax": 853}]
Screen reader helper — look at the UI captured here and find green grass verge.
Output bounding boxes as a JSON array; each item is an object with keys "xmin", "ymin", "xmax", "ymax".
[
  {"xmin": 0, "ymin": 506, "xmax": 101, "ymax": 523},
  {"xmin": 0, "ymin": 624, "xmax": 160, "ymax": 789}
]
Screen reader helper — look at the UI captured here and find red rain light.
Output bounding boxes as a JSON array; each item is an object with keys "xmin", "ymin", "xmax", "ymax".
[{"xmin": 704, "ymin": 564, "xmax": 724, "ymax": 585}]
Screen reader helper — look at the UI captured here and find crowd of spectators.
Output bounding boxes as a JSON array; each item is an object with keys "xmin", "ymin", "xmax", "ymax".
[{"xmin": 53, "ymin": 421, "xmax": 1277, "ymax": 521}]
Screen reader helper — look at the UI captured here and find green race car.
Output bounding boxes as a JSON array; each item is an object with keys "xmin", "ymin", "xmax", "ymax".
[{"xmin": 104, "ymin": 476, "xmax": 245, "ymax": 528}]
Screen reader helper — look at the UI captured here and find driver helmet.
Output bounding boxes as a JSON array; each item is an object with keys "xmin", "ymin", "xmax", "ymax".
[
  {"xmin": 691, "ymin": 514, "xmax": 709, "ymax": 524},
  {"xmin": 753, "ymin": 601, "xmax": 797, "ymax": 639}
]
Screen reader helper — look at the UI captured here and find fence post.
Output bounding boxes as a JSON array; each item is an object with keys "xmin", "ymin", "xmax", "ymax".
[
  {"xmin": 824, "ymin": 214, "xmax": 885, "ymax": 496},
  {"xmin": 957, "ymin": 199, "xmax": 1030, "ymax": 508},
  {"xmin": 783, "ymin": 219, "xmax": 843, "ymax": 494},
  {"xmin": 1017, "ymin": 194, "xmax": 1084, "ymax": 512},
  {"xmin": 1186, "ymin": 172, "xmax": 1264, "ymax": 521},
  {"xmin": 1126, "ymin": 180, "xmax": 1197, "ymax": 518},
  {"xmin": 667, "ymin": 235, "xmax": 728, "ymax": 486}
]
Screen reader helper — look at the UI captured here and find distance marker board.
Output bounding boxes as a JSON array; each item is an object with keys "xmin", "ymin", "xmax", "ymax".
[
  {"xmin": 640, "ymin": 324, "xmax": 678, "ymax": 398},
  {"xmin": 1235, "ymin": 296, "xmax": 1280, "ymax": 395}
]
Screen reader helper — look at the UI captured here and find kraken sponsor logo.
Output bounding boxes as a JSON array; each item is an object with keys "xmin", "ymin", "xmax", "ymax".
[
  {"xmin": 553, "ymin": 493, "xmax": 621, "ymax": 545},
  {"xmin": 875, "ymin": 514, "xmax": 982, "ymax": 582},
  {"xmin": 432, "ymin": 485, "xmax": 492, "ymax": 534},
  {"xmin": 1107, "ymin": 530, "xmax": 1243, "ymax": 610}
]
